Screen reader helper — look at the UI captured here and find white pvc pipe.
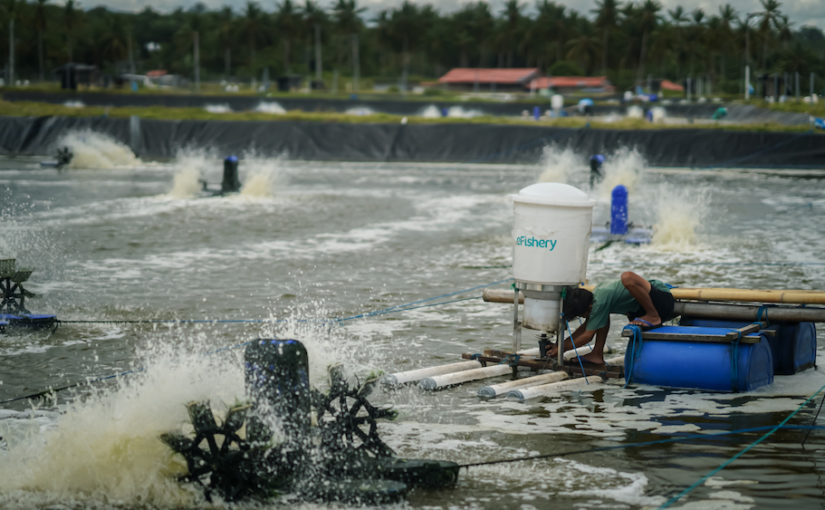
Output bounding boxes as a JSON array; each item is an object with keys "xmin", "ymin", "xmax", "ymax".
[
  {"xmin": 605, "ymin": 355, "xmax": 624, "ymax": 366},
  {"xmin": 419, "ymin": 364, "xmax": 530, "ymax": 391},
  {"xmin": 383, "ymin": 346, "xmax": 542, "ymax": 388},
  {"xmin": 478, "ymin": 371, "xmax": 568, "ymax": 398},
  {"xmin": 476, "ymin": 345, "xmax": 594, "ymax": 399},
  {"xmin": 381, "ymin": 360, "xmax": 481, "ymax": 387},
  {"xmin": 507, "ymin": 376, "xmax": 604, "ymax": 402}
]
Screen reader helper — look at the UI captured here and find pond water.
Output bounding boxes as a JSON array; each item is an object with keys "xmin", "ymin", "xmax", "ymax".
[{"xmin": 0, "ymin": 133, "xmax": 824, "ymax": 509}]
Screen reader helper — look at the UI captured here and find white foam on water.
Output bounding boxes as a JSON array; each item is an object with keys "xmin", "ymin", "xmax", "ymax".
[
  {"xmin": 651, "ymin": 106, "xmax": 667, "ymax": 122},
  {"xmin": 0, "ymin": 313, "xmax": 374, "ymax": 508},
  {"xmin": 537, "ymin": 145, "xmax": 581, "ymax": 184},
  {"xmin": 238, "ymin": 152, "xmax": 287, "ymax": 199},
  {"xmin": 418, "ymin": 105, "xmax": 486, "ymax": 119},
  {"xmin": 594, "ymin": 146, "xmax": 646, "ymax": 199},
  {"xmin": 56, "ymin": 130, "xmax": 139, "ymax": 169},
  {"xmin": 204, "ymin": 103, "xmax": 232, "ymax": 114},
  {"xmin": 0, "ymin": 334, "xmax": 244, "ymax": 507},
  {"xmin": 555, "ymin": 457, "xmax": 666, "ymax": 507},
  {"xmin": 649, "ymin": 184, "xmax": 709, "ymax": 251},
  {"xmin": 345, "ymin": 106, "xmax": 375, "ymax": 116},
  {"xmin": 167, "ymin": 147, "xmax": 217, "ymax": 198},
  {"xmin": 253, "ymin": 101, "xmax": 286, "ymax": 114},
  {"xmin": 627, "ymin": 105, "xmax": 644, "ymax": 119},
  {"xmin": 417, "ymin": 104, "xmax": 443, "ymax": 118}
]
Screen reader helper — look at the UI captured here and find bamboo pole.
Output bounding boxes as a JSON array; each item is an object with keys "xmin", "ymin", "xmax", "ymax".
[
  {"xmin": 675, "ymin": 302, "xmax": 825, "ymax": 323},
  {"xmin": 483, "ymin": 287, "xmax": 825, "ymax": 306}
]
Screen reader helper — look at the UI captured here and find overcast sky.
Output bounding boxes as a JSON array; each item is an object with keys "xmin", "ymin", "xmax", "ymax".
[{"xmin": 70, "ymin": 0, "xmax": 825, "ymax": 31}]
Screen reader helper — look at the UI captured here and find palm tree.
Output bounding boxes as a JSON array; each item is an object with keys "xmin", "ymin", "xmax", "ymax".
[
  {"xmin": 332, "ymin": 0, "xmax": 365, "ymax": 91},
  {"xmin": 714, "ymin": 4, "xmax": 737, "ymax": 80},
  {"xmin": 593, "ymin": 0, "xmax": 619, "ymax": 75},
  {"xmin": 4, "ymin": 0, "xmax": 19, "ymax": 86},
  {"xmin": 755, "ymin": 0, "xmax": 784, "ymax": 69},
  {"xmin": 498, "ymin": 0, "xmax": 523, "ymax": 68},
  {"xmin": 302, "ymin": 0, "xmax": 326, "ymax": 83},
  {"xmin": 218, "ymin": 6, "xmax": 235, "ymax": 79},
  {"xmin": 34, "ymin": 0, "xmax": 47, "ymax": 81},
  {"xmin": 635, "ymin": 0, "xmax": 661, "ymax": 83},
  {"xmin": 687, "ymin": 8, "xmax": 706, "ymax": 74},
  {"xmin": 243, "ymin": 1, "xmax": 265, "ymax": 74},
  {"xmin": 64, "ymin": 0, "xmax": 78, "ymax": 62},
  {"xmin": 275, "ymin": 0, "xmax": 300, "ymax": 73},
  {"xmin": 566, "ymin": 24, "xmax": 600, "ymax": 75},
  {"xmin": 377, "ymin": 1, "xmax": 432, "ymax": 92}
]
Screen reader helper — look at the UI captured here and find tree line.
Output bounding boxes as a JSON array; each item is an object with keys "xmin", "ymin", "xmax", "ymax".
[{"xmin": 1, "ymin": 0, "xmax": 823, "ymax": 94}]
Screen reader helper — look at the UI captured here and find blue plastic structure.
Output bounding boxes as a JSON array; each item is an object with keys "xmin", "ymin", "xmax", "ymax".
[
  {"xmin": 591, "ymin": 185, "xmax": 652, "ymax": 245},
  {"xmin": 680, "ymin": 318, "xmax": 817, "ymax": 375},
  {"xmin": 624, "ymin": 325, "xmax": 774, "ymax": 392},
  {"xmin": 610, "ymin": 185, "xmax": 628, "ymax": 235}
]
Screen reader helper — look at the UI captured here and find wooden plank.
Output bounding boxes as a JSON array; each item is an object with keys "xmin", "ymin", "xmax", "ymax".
[
  {"xmin": 563, "ymin": 361, "xmax": 623, "ymax": 379},
  {"xmin": 725, "ymin": 322, "xmax": 764, "ymax": 340},
  {"xmin": 620, "ymin": 329, "xmax": 761, "ymax": 344}
]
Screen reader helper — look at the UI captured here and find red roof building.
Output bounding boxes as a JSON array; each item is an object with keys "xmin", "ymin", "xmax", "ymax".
[
  {"xmin": 528, "ymin": 76, "xmax": 614, "ymax": 93},
  {"xmin": 438, "ymin": 68, "xmax": 540, "ymax": 90},
  {"xmin": 660, "ymin": 79, "xmax": 684, "ymax": 92}
]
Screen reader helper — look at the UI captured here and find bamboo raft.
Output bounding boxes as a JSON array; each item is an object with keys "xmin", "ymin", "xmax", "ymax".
[{"xmin": 381, "ymin": 285, "xmax": 824, "ymax": 398}]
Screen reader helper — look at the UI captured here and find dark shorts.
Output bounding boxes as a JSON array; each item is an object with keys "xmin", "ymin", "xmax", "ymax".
[{"xmin": 627, "ymin": 283, "xmax": 675, "ymax": 322}]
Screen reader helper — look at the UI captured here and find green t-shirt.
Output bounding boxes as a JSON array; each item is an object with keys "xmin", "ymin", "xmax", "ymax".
[{"xmin": 585, "ymin": 279, "xmax": 670, "ymax": 331}]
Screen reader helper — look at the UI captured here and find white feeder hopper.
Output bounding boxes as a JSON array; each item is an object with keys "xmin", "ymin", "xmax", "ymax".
[
  {"xmin": 512, "ymin": 182, "xmax": 594, "ymax": 285},
  {"xmin": 510, "ymin": 183, "xmax": 594, "ymax": 359}
]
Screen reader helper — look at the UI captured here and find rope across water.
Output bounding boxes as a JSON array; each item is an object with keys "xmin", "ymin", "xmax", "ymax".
[{"xmin": 1, "ymin": 278, "xmax": 513, "ymax": 404}]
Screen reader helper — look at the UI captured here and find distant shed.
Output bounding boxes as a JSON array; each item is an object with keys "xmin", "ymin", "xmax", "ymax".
[
  {"xmin": 438, "ymin": 68, "xmax": 540, "ymax": 91},
  {"xmin": 528, "ymin": 76, "xmax": 615, "ymax": 93}
]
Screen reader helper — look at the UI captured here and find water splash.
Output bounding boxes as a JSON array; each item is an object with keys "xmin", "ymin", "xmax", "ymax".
[
  {"xmin": 536, "ymin": 146, "xmax": 581, "ymax": 185},
  {"xmin": 650, "ymin": 185, "xmax": 708, "ymax": 251},
  {"xmin": 55, "ymin": 130, "xmax": 139, "ymax": 169},
  {"xmin": 238, "ymin": 152, "xmax": 287, "ymax": 198},
  {"xmin": 0, "ymin": 333, "xmax": 244, "ymax": 507},
  {"xmin": 650, "ymin": 106, "xmax": 666, "ymax": 122},
  {"xmin": 167, "ymin": 148, "xmax": 216, "ymax": 198},
  {"xmin": 417, "ymin": 105, "xmax": 443, "ymax": 118},
  {"xmin": 446, "ymin": 106, "xmax": 485, "ymax": 118},
  {"xmin": 204, "ymin": 103, "xmax": 232, "ymax": 114},
  {"xmin": 345, "ymin": 106, "xmax": 375, "ymax": 116},
  {"xmin": 417, "ymin": 105, "xmax": 485, "ymax": 119},
  {"xmin": 254, "ymin": 102, "xmax": 286, "ymax": 114},
  {"xmin": 626, "ymin": 105, "xmax": 644, "ymax": 119},
  {"xmin": 595, "ymin": 147, "xmax": 647, "ymax": 199}
]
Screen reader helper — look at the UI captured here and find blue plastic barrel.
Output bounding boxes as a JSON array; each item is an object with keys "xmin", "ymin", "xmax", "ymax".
[
  {"xmin": 625, "ymin": 326, "xmax": 774, "ymax": 392},
  {"xmin": 679, "ymin": 318, "xmax": 817, "ymax": 375},
  {"xmin": 610, "ymin": 185, "xmax": 628, "ymax": 235}
]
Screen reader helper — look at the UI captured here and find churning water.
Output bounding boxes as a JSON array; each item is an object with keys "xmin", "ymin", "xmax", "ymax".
[{"xmin": 1, "ymin": 138, "xmax": 824, "ymax": 509}]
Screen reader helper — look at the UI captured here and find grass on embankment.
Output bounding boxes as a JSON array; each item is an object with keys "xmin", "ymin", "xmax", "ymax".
[{"xmin": 0, "ymin": 99, "xmax": 819, "ymax": 134}]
